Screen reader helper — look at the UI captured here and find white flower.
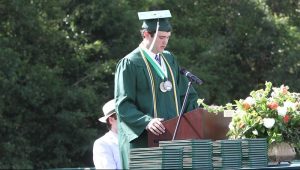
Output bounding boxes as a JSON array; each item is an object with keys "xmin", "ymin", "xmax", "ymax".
[
  {"xmin": 229, "ymin": 122, "xmax": 234, "ymax": 130},
  {"xmin": 277, "ymin": 106, "xmax": 287, "ymax": 116},
  {"xmin": 280, "ymin": 85, "xmax": 289, "ymax": 93},
  {"xmin": 284, "ymin": 101, "xmax": 296, "ymax": 111},
  {"xmin": 244, "ymin": 97, "xmax": 255, "ymax": 106},
  {"xmin": 253, "ymin": 89, "xmax": 264, "ymax": 99},
  {"xmin": 263, "ymin": 118, "xmax": 275, "ymax": 129},
  {"xmin": 236, "ymin": 109, "xmax": 247, "ymax": 117},
  {"xmin": 271, "ymin": 87, "xmax": 280, "ymax": 97},
  {"xmin": 197, "ymin": 99, "xmax": 204, "ymax": 105},
  {"xmin": 252, "ymin": 129, "xmax": 258, "ymax": 135},
  {"xmin": 271, "ymin": 91, "xmax": 277, "ymax": 98}
]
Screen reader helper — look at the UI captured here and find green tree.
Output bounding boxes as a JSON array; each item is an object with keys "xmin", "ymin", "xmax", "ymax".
[
  {"xmin": 0, "ymin": 0, "xmax": 102, "ymax": 168},
  {"xmin": 163, "ymin": 0, "xmax": 299, "ymax": 104}
]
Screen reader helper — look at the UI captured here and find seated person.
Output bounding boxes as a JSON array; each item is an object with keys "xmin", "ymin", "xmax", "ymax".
[{"xmin": 93, "ymin": 99, "xmax": 121, "ymax": 169}]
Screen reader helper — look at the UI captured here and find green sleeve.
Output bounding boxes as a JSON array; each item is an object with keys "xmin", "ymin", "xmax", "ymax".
[{"xmin": 114, "ymin": 57, "xmax": 152, "ymax": 142}]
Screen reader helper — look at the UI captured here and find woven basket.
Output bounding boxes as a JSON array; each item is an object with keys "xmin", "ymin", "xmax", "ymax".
[{"xmin": 268, "ymin": 142, "xmax": 296, "ymax": 163}]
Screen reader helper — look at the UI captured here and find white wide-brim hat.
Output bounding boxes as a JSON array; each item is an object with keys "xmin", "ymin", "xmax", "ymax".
[{"xmin": 99, "ymin": 99, "xmax": 116, "ymax": 123}]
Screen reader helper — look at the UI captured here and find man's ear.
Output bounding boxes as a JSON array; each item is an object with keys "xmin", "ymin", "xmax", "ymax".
[
  {"xmin": 143, "ymin": 31, "xmax": 151, "ymax": 38},
  {"xmin": 108, "ymin": 116, "xmax": 113, "ymax": 124}
]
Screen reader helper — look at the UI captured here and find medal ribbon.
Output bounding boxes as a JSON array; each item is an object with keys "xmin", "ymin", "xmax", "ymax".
[
  {"xmin": 161, "ymin": 54, "xmax": 179, "ymax": 116},
  {"xmin": 139, "ymin": 47, "xmax": 179, "ymax": 117},
  {"xmin": 139, "ymin": 48, "xmax": 158, "ymax": 118},
  {"xmin": 141, "ymin": 48, "xmax": 167, "ymax": 80}
]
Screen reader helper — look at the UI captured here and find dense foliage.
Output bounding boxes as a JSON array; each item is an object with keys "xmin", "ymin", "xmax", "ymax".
[{"xmin": 0, "ymin": 0, "xmax": 299, "ymax": 168}]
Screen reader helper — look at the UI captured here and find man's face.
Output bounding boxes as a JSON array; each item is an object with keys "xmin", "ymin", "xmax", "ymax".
[
  {"xmin": 149, "ymin": 31, "xmax": 171, "ymax": 53},
  {"xmin": 108, "ymin": 113, "xmax": 118, "ymax": 132}
]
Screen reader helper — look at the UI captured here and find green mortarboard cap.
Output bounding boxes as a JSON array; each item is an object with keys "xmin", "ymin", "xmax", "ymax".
[{"xmin": 138, "ymin": 10, "xmax": 172, "ymax": 32}]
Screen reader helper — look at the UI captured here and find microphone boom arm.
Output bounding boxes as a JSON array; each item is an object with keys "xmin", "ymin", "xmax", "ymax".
[{"xmin": 172, "ymin": 81, "xmax": 192, "ymax": 141}]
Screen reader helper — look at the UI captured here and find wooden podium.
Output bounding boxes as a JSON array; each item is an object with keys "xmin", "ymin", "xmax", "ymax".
[{"xmin": 148, "ymin": 108, "xmax": 232, "ymax": 147}]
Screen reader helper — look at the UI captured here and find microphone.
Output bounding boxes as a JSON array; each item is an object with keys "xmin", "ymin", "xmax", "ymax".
[{"xmin": 180, "ymin": 68, "xmax": 203, "ymax": 85}]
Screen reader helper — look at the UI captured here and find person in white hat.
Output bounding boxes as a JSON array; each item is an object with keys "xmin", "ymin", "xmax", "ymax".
[{"xmin": 93, "ymin": 99, "xmax": 121, "ymax": 169}]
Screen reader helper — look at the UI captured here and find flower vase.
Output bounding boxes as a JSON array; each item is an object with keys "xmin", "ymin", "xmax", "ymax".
[{"xmin": 268, "ymin": 142, "xmax": 296, "ymax": 164}]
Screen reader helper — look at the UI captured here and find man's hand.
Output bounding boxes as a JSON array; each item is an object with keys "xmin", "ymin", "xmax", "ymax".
[{"xmin": 146, "ymin": 118, "xmax": 165, "ymax": 136}]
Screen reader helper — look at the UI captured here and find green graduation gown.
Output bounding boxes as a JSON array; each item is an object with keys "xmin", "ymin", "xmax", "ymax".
[{"xmin": 114, "ymin": 47, "xmax": 199, "ymax": 169}]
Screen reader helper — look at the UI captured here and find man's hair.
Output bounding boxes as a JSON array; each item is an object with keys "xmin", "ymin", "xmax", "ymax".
[
  {"xmin": 105, "ymin": 113, "xmax": 117, "ymax": 130},
  {"xmin": 140, "ymin": 29, "xmax": 155, "ymax": 38}
]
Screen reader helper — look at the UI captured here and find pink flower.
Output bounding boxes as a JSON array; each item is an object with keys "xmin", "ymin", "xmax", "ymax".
[
  {"xmin": 243, "ymin": 103, "xmax": 251, "ymax": 110},
  {"xmin": 283, "ymin": 115, "xmax": 290, "ymax": 123},
  {"xmin": 280, "ymin": 85, "xmax": 289, "ymax": 95},
  {"xmin": 268, "ymin": 102, "xmax": 278, "ymax": 110}
]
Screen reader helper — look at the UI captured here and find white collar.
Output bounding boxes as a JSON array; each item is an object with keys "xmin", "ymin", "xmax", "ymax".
[
  {"xmin": 107, "ymin": 130, "xmax": 118, "ymax": 144},
  {"xmin": 139, "ymin": 45, "xmax": 167, "ymax": 77}
]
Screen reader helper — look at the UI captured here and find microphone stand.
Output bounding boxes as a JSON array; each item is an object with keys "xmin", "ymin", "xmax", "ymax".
[{"xmin": 172, "ymin": 80, "xmax": 192, "ymax": 141}]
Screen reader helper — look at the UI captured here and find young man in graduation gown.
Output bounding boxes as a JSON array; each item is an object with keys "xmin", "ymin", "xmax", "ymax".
[{"xmin": 114, "ymin": 10, "xmax": 199, "ymax": 169}]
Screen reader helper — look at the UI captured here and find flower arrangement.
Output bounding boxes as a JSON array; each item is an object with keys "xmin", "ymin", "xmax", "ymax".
[{"xmin": 198, "ymin": 82, "xmax": 300, "ymax": 154}]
